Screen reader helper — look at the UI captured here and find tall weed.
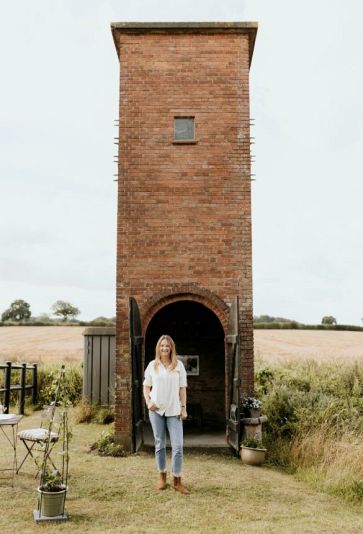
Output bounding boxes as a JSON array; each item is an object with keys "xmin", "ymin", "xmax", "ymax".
[
  {"xmin": 255, "ymin": 360, "xmax": 363, "ymax": 502},
  {"xmin": 74, "ymin": 399, "xmax": 115, "ymax": 424}
]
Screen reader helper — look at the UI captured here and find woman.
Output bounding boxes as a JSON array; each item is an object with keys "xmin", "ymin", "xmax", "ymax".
[{"xmin": 143, "ymin": 334, "xmax": 189, "ymax": 494}]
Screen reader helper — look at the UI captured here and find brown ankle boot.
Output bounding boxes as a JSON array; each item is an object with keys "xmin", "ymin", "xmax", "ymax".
[
  {"xmin": 172, "ymin": 476, "xmax": 190, "ymax": 494},
  {"xmin": 156, "ymin": 472, "xmax": 167, "ymax": 490}
]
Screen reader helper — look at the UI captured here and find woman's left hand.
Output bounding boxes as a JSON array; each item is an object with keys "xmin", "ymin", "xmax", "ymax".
[{"xmin": 180, "ymin": 407, "xmax": 188, "ymax": 420}]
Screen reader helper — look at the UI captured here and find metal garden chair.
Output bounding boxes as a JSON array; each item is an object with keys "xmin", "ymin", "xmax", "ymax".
[{"xmin": 16, "ymin": 405, "xmax": 59, "ymax": 476}]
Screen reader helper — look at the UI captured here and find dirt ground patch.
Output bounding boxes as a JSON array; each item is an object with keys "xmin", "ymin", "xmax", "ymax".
[{"xmin": 0, "ymin": 326, "xmax": 362, "ymax": 365}]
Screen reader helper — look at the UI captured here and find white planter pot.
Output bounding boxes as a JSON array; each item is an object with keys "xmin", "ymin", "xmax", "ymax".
[
  {"xmin": 37, "ymin": 485, "xmax": 67, "ymax": 517},
  {"xmin": 240, "ymin": 446, "xmax": 266, "ymax": 466}
]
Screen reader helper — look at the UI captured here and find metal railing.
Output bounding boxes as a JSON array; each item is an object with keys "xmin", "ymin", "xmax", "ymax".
[{"xmin": 0, "ymin": 361, "xmax": 38, "ymax": 414}]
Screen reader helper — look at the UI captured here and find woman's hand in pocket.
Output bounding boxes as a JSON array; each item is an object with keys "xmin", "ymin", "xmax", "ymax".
[{"xmin": 148, "ymin": 401, "xmax": 159, "ymax": 412}]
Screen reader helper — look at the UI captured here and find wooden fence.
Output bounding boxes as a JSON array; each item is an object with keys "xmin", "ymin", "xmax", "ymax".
[{"xmin": 0, "ymin": 361, "xmax": 38, "ymax": 414}]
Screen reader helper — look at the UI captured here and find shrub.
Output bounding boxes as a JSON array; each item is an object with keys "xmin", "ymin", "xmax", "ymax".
[
  {"xmin": 37, "ymin": 364, "xmax": 83, "ymax": 407},
  {"xmin": 241, "ymin": 437, "xmax": 264, "ymax": 449},
  {"xmin": 74, "ymin": 399, "xmax": 97, "ymax": 423},
  {"xmin": 90, "ymin": 425, "xmax": 127, "ymax": 457},
  {"xmin": 255, "ymin": 359, "xmax": 363, "ymax": 501},
  {"xmin": 94, "ymin": 406, "xmax": 115, "ymax": 425},
  {"xmin": 75, "ymin": 400, "xmax": 115, "ymax": 424},
  {"xmin": 255, "ymin": 367, "xmax": 275, "ymax": 395},
  {"xmin": 253, "ymin": 315, "xmax": 295, "ymax": 323},
  {"xmin": 88, "ymin": 317, "xmax": 115, "ymax": 326}
]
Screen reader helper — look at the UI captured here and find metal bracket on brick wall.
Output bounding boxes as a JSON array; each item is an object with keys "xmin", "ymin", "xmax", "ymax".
[{"xmin": 225, "ymin": 334, "xmax": 238, "ymax": 344}]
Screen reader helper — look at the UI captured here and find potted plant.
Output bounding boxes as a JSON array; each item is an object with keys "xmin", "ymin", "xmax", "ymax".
[
  {"xmin": 37, "ymin": 466, "xmax": 67, "ymax": 519},
  {"xmin": 34, "ymin": 366, "xmax": 71, "ymax": 522},
  {"xmin": 241, "ymin": 396, "xmax": 262, "ymax": 418},
  {"xmin": 240, "ymin": 437, "xmax": 267, "ymax": 466}
]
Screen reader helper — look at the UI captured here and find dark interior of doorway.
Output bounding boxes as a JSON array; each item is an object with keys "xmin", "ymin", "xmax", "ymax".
[{"xmin": 145, "ymin": 300, "xmax": 225, "ymax": 432}]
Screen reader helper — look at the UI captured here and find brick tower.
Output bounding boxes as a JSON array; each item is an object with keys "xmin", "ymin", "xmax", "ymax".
[{"xmin": 111, "ymin": 22, "xmax": 258, "ymax": 451}]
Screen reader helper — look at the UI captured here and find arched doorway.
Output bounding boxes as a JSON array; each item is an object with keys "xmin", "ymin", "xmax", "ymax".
[{"xmin": 145, "ymin": 300, "xmax": 225, "ymax": 431}]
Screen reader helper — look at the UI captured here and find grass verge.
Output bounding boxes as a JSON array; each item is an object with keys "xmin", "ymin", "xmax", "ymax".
[{"xmin": 1, "ymin": 411, "xmax": 362, "ymax": 533}]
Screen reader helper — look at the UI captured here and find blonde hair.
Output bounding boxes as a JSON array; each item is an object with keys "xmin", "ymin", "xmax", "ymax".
[{"xmin": 154, "ymin": 335, "xmax": 178, "ymax": 372}]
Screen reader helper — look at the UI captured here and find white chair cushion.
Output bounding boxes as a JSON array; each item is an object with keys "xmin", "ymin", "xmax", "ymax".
[{"xmin": 18, "ymin": 428, "xmax": 59, "ymax": 442}]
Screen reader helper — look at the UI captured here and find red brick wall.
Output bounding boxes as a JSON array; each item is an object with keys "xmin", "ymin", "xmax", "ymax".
[{"xmin": 114, "ymin": 30, "xmax": 254, "ymax": 449}]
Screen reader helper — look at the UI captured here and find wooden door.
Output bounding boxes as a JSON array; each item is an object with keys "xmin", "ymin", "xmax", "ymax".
[
  {"xmin": 129, "ymin": 297, "xmax": 144, "ymax": 452},
  {"xmin": 226, "ymin": 297, "xmax": 241, "ymax": 453}
]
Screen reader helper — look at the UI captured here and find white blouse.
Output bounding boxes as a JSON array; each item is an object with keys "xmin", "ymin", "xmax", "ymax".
[{"xmin": 143, "ymin": 359, "xmax": 187, "ymax": 417}]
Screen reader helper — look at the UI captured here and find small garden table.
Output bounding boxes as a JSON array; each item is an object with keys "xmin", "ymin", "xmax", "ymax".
[{"xmin": 0, "ymin": 414, "xmax": 23, "ymax": 485}]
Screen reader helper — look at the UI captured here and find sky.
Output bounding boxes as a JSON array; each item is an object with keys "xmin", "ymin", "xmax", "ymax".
[{"xmin": 0, "ymin": 0, "xmax": 362, "ymax": 324}]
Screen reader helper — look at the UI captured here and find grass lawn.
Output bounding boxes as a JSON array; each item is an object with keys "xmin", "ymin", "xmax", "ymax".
[{"xmin": 1, "ymin": 412, "xmax": 362, "ymax": 533}]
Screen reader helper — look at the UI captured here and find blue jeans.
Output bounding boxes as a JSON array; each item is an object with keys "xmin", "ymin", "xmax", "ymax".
[{"xmin": 149, "ymin": 411, "xmax": 184, "ymax": 476}]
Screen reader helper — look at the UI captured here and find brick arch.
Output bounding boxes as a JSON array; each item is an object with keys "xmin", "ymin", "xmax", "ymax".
[{"xmin": 142, "ymin": 286, "xmax": 229, "ymax": 334}]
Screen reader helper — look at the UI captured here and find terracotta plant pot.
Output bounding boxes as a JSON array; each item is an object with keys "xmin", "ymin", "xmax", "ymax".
[
  {"xmin": 240, "ymin": 446, "xmax": 266, "ymax": 466},
  {"xmin": 249, "ymin": 408, "xmax": 261, "ymax": 418}
]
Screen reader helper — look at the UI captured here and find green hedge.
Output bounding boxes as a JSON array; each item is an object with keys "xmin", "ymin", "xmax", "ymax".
[
  {"xmin": 0, "ymin": 363, "xmax": 83, "ymax": 410},
  {"xmin": 2, "ymin": 320, "xmax": 360, "ymax": 331},
  {"xmin": 36, "ymin": 364, "xmax": 83, "ymax": 406},
  {"xmin": 0, "ymin": 321, "xmax": 115, "ymax": 327}
]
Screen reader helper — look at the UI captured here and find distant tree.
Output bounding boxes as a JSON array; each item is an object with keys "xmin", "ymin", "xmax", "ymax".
[
  {"xmin": 321, "ymin": 315, "xmax": 337, "ymax": 325},
  {"xmin": 92, "ymin": 316, "xmax": 109, "ymax": 322},
  {"xmin": 51, "ymin": 300, "xmax": 80, "ymax": 321},
  {"xmin": 254, "ymin": 315, "xmax": 294, "ymax": 323},
  {"xmin": 90, "ymin": 316, "xmax": 115, "ymax": 323},
  {"xmin": 33, "ymin": 313, "xmax": 53, "ymax": 323},
  {"xmin": 1, "ymin": 299, "xmax": 31, "ymax": 322}
]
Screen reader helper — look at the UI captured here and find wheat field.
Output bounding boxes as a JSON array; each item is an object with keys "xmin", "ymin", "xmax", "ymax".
[
  {"xmin": 0, "ymin": 326, "xmax": 84, "ymax": 364},
  {"xmin": 0, "ymin": 326, "xmax": 362, "ymax": 365},
  {"xmin": 254, "ymin": 329, "xmax": 363, "ymax": 365}
]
